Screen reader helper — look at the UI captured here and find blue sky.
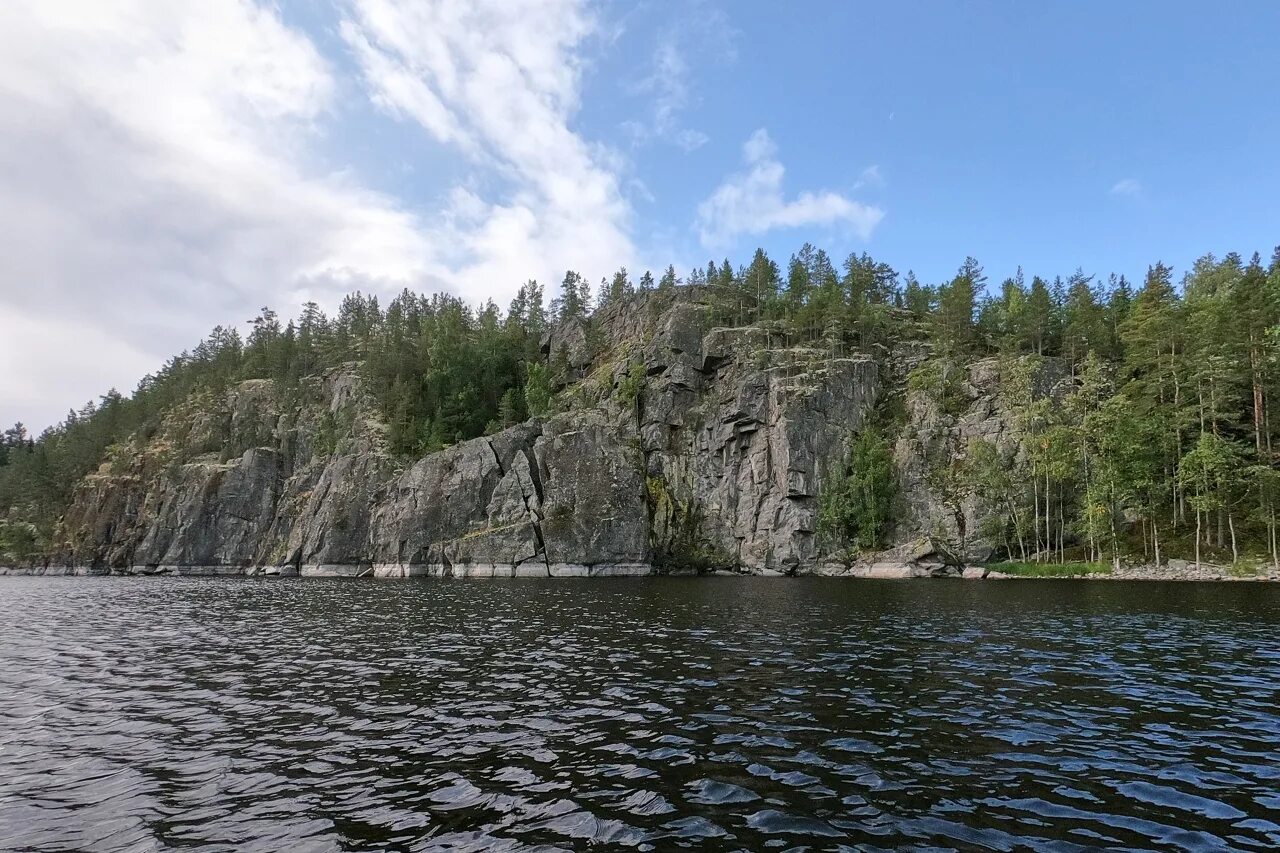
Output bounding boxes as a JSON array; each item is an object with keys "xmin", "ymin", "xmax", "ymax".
[
  {"xmin": 286, "ymin": 0, "xmax": 1280, "ymax": 286},
  {"xmin": 2, "ymin": 0, "xmax": 1279, "ymax": 427}
]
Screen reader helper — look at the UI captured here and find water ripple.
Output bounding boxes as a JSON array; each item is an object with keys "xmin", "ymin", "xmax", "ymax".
[{"xmin": 1, "ymin": 577, "xmax": 1278, "ymax": 851}]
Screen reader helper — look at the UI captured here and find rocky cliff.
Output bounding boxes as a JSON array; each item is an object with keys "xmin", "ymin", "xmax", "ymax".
[{"xmin": 23, "ymin": 289, "xmax": 1037, "ymax": 577}]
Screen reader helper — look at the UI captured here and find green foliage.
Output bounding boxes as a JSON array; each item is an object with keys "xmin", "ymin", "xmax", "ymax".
[
  {"xmin": 818, "ymin": 428, "xmax": 897, "ymax": 557},
  {"xmin": 524, "ymin": 362, "xmax": 553, "ymax": 418},
  {"xmin": 615, "ymin": 360, "xmax": 646, "ymax": 408},
  {"xmin": 644, "ymin": 474, "xmax": 730, "ymax": 573},
  {"xmin": 552, "ymin": 270, "xmax": 590, "ymax": 322},
  {"xmin": 907, "ymin": 359, "xmax": 968, "ymax": 417},
  {"xmin": 902, "ymin": 272, "xmax": 934, "ymax": 318},
  {"xmin": 962, "ymin": 437, "xmax": 1031, "ymax": 559},
  {"xmin": 497, "ymin": 388, "xmax": 522, "ymax": 429},
  {"xmin": 931, "ymin": 259, "xmax": 982, "ymax": 354},
  {"xmin": 658, "ymin": 264, "xmax": 678, "ymax": 292},
  {"xmin": 315, "ymin": 409, "xmax": 340, "ymax": 456},
  {"xmin": 985, "ymin": 561, "xmax": 1112, "ymax": 577},
  {"xmin": 0, "ymin": 519, "xmax": 42, "ymax": 563}
]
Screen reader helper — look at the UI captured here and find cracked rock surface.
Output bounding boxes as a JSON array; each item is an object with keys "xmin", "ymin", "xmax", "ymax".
[{"xmin": 44, "ymin": 289, "xmax": 1032, "ymax": 576}]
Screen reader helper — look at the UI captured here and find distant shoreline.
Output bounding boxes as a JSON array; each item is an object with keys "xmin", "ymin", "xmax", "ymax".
[{"xmin": 2, "ymin": 563, "xmax": 1277, "ymax": 581}]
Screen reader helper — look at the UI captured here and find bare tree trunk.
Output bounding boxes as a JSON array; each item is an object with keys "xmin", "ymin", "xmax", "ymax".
[
  {"xmin": 1227, "ymin": 512, "xmax": 1238, "ymax": 565},
  {"xmin": 1194, "ymin": 509, "xmax": 1202, "ymax": 570},
  {"xmin": 1044, "ymin": 473, "xmax": 1051, "ymax": 560},
  {"xmin": 1085, "ymin": 495, "xmax": 1096, "ymax": 562},
  {"xmin": 1045, "ymin": 470, "xmax": 1051, "ymax": 562},
  {"xmin": 1032, "ymin": 472, "xmax": 1041, "ymax": 560},
  {"xmin": 1172, "ymin": 342, "xmax": 1185, "ymax": 525},
  {"xmin": 1271, "ymin": 506, "xmax": 1278, "ymax": 572},
  {"xmin": 1266, "ymin": 389, "xmax": 1273, "ymax": 458},
  {"xmin": 1110, "ymin": 492, "xmax": 1121, "ymax": 570},
  {"xmin": 1009, "ymin": 498, "xmax": 1026, "ymax": 561},
  {"xmin": 1252, "ymin": 340, "xmax": 1264, "ymax": 453},
  {"xmin": 1153, "ymin": 517, "xmax": 1161, "ymax": 566},
  {"xmin": 1197, "ymin": 379, "xmax": 1206, "ymax": 435},
  {"xmin": 1058, "ymin": 484, "xmax": 1065, "ymax": 562}
]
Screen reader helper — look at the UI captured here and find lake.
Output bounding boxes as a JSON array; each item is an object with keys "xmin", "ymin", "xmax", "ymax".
[{"xmin": 1, "ymin": 577, "xmax": 1278, "ymax": 851}]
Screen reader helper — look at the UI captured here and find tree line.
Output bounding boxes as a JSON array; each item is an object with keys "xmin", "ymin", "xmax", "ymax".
[
  {"xmin": 3, "ymin": 243, "xmax": 1280, "ymax": 567},
  {"xmin": 802, "ymin": 247, "xmax": 1280, "ymax": 570}
]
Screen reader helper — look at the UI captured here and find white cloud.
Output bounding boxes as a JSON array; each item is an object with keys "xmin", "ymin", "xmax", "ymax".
[
  {"xmin": 341, "ymin": 0, "xmax": 635, "ymax": 307},
  {"xmin": 674, "ymin": 129, "xmax": 711, "ymax": 152},
  {"xmin": 624, "ymin": 39, "xmax": 707, "ymax": 150},
  {"xmin": 0, "ymin": 0, "xmax": 641, "ymax": 429},
  {"xmin": 1110, "ymin": 178, "xmax": 1142, "ymax": 196},
  {"xmin": 0, "ymin": 0, "xmax": 442, "ymax": 429},
  {"xmin": 742, "ymin": 128, "xmax": 777, "ymax": 163},
  {"xmin": 1, "ymin": 311, "xmax": 159, "ymax": 428},
  {"xmin": 622, "ymin": 4, "xmax": 734, "ymax": 152},
  {"xmin": 643, "ymin": 40, "xmax": 690, "ymax": 133},
  {"xmin": 696, "ymin": 129, "xmax": 885, "ymax": 249},
  {"xmin": 853, "ymin": 165, "xmax": 885, "ymax": 191}
]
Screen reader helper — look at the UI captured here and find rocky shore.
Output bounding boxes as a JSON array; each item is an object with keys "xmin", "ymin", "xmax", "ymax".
[{"xmin": 4, "ymin": 558, "xmax": 1276, "ymax": 581}]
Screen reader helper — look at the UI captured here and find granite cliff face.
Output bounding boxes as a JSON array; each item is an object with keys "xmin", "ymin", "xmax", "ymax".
[
  {"xmin": 26, "ymin": 289, "xmax": 1037, "ymax": 577},
  {"xmin": 55, "ymin": 371, "xmax": 391, "ymax": 575}
]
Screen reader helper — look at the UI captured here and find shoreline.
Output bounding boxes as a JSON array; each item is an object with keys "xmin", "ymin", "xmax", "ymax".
[{"xmin": 1, "ymin": 562, "xmax": 1277, "ymax": 581}]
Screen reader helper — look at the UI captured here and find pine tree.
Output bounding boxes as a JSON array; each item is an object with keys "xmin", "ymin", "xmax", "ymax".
[
  {"xmin": 818, "ymin": 428, "xmax": 896, "ymax": 558},
  {"xmin": 607, "ymin": 267, "xmax": 632, "ymax": 304},
  {"xmin": 1121, "ymin": 261, "xmax": 1185, "ymax": 527},
  {"xmin": 932, "ymin": 260, "xmax": 982, "ymax": 355},
  {"xmin": 498, "ymin": 387, "xmax": 522, "ymax": 428},
  {"xmin": 745, "ymin": 248, "xmax": 780, "ymax": 319},
  {"xmin": 524, "ymin": 362, "xmax": 553, "ymax": 417},
  {"xmin": 658, "ymin": 265, "xmax": 678, "ymax": 292},
  {"xmin": 554, "ymin": 271, "xmax": 587, "ymax": 322},
  {"xmin": 1062, "ymin": 269, "xmax": 1106, "ymax": 369},
  {"xmin": 1104, "ymin": 274, "xmax": 1133, "ymax": 361},
  {"xmin": 902, "ymin": 272, "xmax": 933, "ymax": 318},
  {"xmin": 1024, "ymin": 276, "xmax": 1055, "ymax": 355}
]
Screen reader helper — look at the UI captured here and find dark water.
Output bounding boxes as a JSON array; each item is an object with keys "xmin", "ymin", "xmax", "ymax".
[{"xmin": 2, "ymin": 578, "xmax": 1279, "ymax": 852}]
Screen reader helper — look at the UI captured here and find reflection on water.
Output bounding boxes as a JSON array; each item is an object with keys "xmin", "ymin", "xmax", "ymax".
[{"xmin": 1, "ymin": 577, "xmax": 1278, "ymax": 851}]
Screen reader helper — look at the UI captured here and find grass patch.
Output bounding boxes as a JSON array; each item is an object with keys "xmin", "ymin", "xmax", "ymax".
[
  {"xmin": 985, "ymin": 561, "xmax": 1112, "ymax": 578},
  {"xmin": 1229, "ymin": 559, "xmax": 1270, "ymax": 578}
]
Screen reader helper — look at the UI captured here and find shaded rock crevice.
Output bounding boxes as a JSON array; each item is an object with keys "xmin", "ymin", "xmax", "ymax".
[{"xmin": 485, "ymin": 434, "xmax": 551, "ymax": 577}]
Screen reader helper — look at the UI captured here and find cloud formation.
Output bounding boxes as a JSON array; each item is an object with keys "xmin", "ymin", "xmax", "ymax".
[
  {"xmin": 341, "ymin": 0, "xmax": 635, "ymax": 302},
  {"xmin": 853, "ymin": 165, "xmax": 885, "ymax": 191},
  {"xmin": 624, "ymin": 39, "xmax": 706, "ymax": 151},
  {"xmin": 0, "ymin": 0, "xmax": 638, "ymax": 429},
  {"xmin": 0, "ymin": 3, "xmax": 878, "ymax": 431},
  {"xmin": 620, "ymin": 3, "xmax": 735, "ymax": 152},
  {"xmin": 696, "ymin": 129, "xmax": 884, "ymax": 249},
  {"xmin": 1110, "ymin": 178, "xmax": 1142, "ymax": 196},
  {"xmin": 0, "ymin": 1, "xmax": 438, "ymax": 428}
]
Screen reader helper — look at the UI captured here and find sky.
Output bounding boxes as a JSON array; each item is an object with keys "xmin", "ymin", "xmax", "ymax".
[{"xmin": 2, "ymin": 0, "xmax": 1278, "ymax": 430}]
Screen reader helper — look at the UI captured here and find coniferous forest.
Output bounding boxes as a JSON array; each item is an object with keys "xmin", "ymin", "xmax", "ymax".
[{"xmin": 3, "ymin": 245, "xmax": 1280, "ymax": 570}]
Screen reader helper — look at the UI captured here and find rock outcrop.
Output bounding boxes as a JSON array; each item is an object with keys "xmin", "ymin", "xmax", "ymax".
[
  {"xmin": 637, "ymin": 311, "xmax": 880, "ymax": 571},
  {"xmin": 21, "ymin": 289, "xmax": 1045, "ymax": 577},
  {"xmin": 55, "ymin": 369, "xmax": 393, "ymax": 575},
  {"xmin": 368, "ymin": 413, "xmax": 650, "ymax": 577}
]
